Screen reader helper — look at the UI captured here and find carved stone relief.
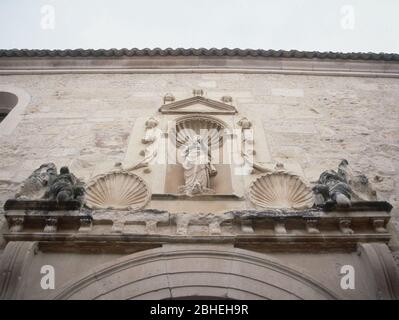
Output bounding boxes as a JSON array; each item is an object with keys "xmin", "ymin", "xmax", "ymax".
[
  {"xmin": 237, "ymin": 116, "xmax": 277, "ymax": 174},
  {"xmin": 15, "ymin": 163, "xmax": 57, "ymax": 200},
  {"xmin": 173, "ymin": 115, "xmax": 225, "ymax": 196},
  {"xmin": 7, "ymin": 164, "xmax": 85, "ymax": 210},
  {"xmin": 124, "ymin": 117, "xmax": 160, "ymax": 173},
  {"xmin": 85, "ymin": 171, "xmax": 151, "ymax": 210},
  {"xmin": 159, "ymin": 93, "xmax": 237, "ymax": 114},
  {"xmin": 43, "ymin": 166, "xmax": 85, "ymax": 202},
  {"xmin": 248, "ymin": 171, "xmax": 314, "ymax": 210},
  {"xmin": 313, "ymin": 160, "xmax": 378, "ymax": 208},
  {"xmin": 178, "ymin": 135, "xmax": 217, "ymax": 196},
  {"xmin": 174, "ymin": 115, "xmax": 225, "ymax": 148}
]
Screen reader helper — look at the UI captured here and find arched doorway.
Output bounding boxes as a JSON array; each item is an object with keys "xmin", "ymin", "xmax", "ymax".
[{"xmin": 52, "ymin": 245, "xmax": 338, "ymax": 300}]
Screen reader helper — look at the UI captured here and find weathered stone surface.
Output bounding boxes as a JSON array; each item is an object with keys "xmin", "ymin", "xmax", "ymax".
[{"xmin": 0, "ymin": 54, "xmax": 398, "ymax": 300}]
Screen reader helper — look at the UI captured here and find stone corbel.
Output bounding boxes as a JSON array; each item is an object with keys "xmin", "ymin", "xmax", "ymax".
[
  {"xmin": 305, "ymin": 218, "xmax": 320, "ymax": 234},
  {"xmin": 209, "ymin": 221, "xmax": 222, "ymax": 235},
  {"xmin": 9, "ymin": 217, "xmax": 24, "ymax": 232},
  {"xmin": 274, "ymin": 218, "xmax": 287, "ymax": 235},
  {"xmin": 78, "ymin": 217, "xmax": 93, "ymax": 233},
  {"xmin": 339, "ymin": 218, "xmax": 354, "ymax": 235},
  {"xmin": 240, "ymin": 219, "xmax": 254, "ymax": 234},
  {"xmin": 43, "ymin": 217, "xmax": 58, "ymax": 233},
  {"xmin": 372, "ymin": 219, "xmax": 387, "ymax": 233}
]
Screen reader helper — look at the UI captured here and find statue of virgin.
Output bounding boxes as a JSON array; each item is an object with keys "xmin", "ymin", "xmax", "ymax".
[{"xmin": 178, "ymin": 135, "xmax": 217, "ymax": 196}]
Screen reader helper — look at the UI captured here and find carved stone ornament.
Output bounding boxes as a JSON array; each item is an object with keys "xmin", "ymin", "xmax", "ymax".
[
  {"xmin": 15, "ymin": 163, "xmax": 57, "ymax": 200},
  {"xmin": 173, "ymin": 115, "xmax": 226, "ymax": 148},
  {"xmin": 249, "ymin": 172, "xmax": 314, "ymax": 210},
  {"xmin": 221, "ymin": 95, "xmax": 233, "ymax": 103},
  {"xmin": 85, "ymin": 171, "xmax": 151, "ymax": 210},
  {"xmin": 43, "ymin": 166, "xmax": 85, "ymax": 202},
  {"xmin": 312, "ymin": 159, "xmax": 378, "ymax": 208},
  {"xmin": 159, "ymin": 95, "xmax": 237, "ymax": 114},
  {"xmin": 125, "ymin": 117, "xmax": 160, "ymax": 173},
  {"xmin": 163, "ymin": 93, "xmax": 175, "ymax": 104},
  {"xmin": 10, "ymin": 163, "xmax": 85, "ymax": 209},
  {"xmin": 192, "ymin": 89, "xmax": 204, "ymax": 96},
  {"xmin": 178, "ymin": 135, "xmax": 217, "ymax": 197}
]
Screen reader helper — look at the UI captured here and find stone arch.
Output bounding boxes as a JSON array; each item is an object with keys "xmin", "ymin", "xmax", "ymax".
[
  {"xmin": 0, "ymin": 91, "xmax": 18, "ymax": 121},
  {"xmin": 0, "ymin": 86, "xmax": 30, "ymax": 135},
  {"xmin": 52, "ymin": 245, "xmax": 339, "ymax": 300}
]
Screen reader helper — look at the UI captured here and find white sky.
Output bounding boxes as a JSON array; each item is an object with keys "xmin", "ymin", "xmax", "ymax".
[{"xmin": 0, "ymin": 0, "xmax": 398, "ymax": 53}]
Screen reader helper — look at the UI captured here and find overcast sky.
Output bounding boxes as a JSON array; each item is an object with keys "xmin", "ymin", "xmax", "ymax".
[{"xmin": 0, "ymin": 0, "xmax": 398, "ymax": 53}]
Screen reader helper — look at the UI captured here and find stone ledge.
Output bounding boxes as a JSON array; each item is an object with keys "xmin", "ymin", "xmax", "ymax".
[
  {"xmin": 322, "ymin": 201, "xmax": 393, "ymax": 213},
  {"xmin": 1, "ymin": 55, "xmax": 398, "ymax": 78},
  {"xmin": 152, "ymin": 194, "xmax": 242, "ymax": 200},
  {"xmin": 2, "ymin": 233, "xmax": 391, "ymax": 253},
  {"xmin": 4, "ymin": 199, "xmax": 82, "ymax": 211},
  {"xmin": 2, "ymin": 208, "xmax": 391, "ymax": 240}
]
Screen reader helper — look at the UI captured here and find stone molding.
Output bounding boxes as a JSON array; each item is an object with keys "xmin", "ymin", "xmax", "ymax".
[
  {"xmin": 160, "ymin": 95, "xmax": 237, "ymax": 114},
  {"xmin": 358, "ymin": 243, "xmax": 399, "ymax": 300},
  {"xmin": 0, "ymin": 241, "xmax": 38, "ymax": 300},
  {"xmin": 0, "ymin": 85, "xmax": 30, "ymax": 136},
  {"xmin": 2, "ymin": 208, "xmax": 392, "ymax": 251},
  {"xmin": 1, "ymin": 50, "xmax": 398, "ymax": 77},
  {"xmin": 51, "ymin": 245, "xmax": 339, "ymax": 300}
]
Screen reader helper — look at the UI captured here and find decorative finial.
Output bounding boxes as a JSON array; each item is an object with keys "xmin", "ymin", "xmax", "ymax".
[
  {"xmin": 221, "ymin": 95, "xmax": 232, "ymax": 103},
  {"xmin": 163, "ymin": 93, "xmax": 175, "ymax": 104},
  {"xmin": 237, "ymin": 117, "xmax": 252, "ymax": 129},
  {"xmin": 192, "ymin": 89, "xmax": 204, "ymax": 97}
]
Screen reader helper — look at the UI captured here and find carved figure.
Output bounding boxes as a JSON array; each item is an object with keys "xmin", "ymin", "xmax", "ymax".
[
  {"xmin": 313, "ymin": 160, "xmax": 352, "ymax": 207},
  {"xmin": 44, "ymin": 166, "xmax": 84, "ymax": 202},
  {"xmin": 125, "ymin": 117, "xmax": 160, "ymax": 172},
  {"xmin": 178, "ymin": 135, "xmax": 217, "ymax": 196}
]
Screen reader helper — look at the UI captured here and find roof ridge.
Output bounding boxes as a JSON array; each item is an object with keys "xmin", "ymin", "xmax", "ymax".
[{"xmin": 0, "ymin": 48, "xmax": 398, "ymax": 61}]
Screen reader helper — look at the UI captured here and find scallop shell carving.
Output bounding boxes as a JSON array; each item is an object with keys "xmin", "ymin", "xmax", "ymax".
[
  {"xmin": 249, "ymin": 172, "xmax": 314, "ymax": 210},
  {"xmin": 85, "ymin": 172, "xmax": 151, "ymax": 210},
  {"xmin": 173, "ymin": 116, "xmax": 226, "ymax": 148}
]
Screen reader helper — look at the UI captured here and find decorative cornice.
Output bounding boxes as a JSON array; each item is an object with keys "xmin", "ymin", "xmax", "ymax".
[
  {"xmin": 0, "ymin": 48, "xmax": 398, "ymax": 61},
  {"xmin": 3, "ymin": 206, "xmax": 391, "ymax": 250}
]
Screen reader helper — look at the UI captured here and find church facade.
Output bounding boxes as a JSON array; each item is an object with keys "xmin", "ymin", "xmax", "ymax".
[{"xmin": 0, "ymin": 48, "xmax": 398, "ymax": 299}]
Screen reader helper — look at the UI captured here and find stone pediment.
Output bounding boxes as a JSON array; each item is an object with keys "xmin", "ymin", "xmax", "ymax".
[{"xmin": 159, "ymin": 96, "xmax": 237, "ymax": 114}]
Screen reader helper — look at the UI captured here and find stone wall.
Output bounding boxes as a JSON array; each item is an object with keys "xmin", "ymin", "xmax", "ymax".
[{"xmin": 0, "ymin": 72, "xmax": 398, "ymax": 246}]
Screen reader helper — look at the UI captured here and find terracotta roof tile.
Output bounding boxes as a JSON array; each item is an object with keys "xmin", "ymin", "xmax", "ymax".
[{"xmin": 0, "ymin": 48, "xmax": 398, "ymax": 61}]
